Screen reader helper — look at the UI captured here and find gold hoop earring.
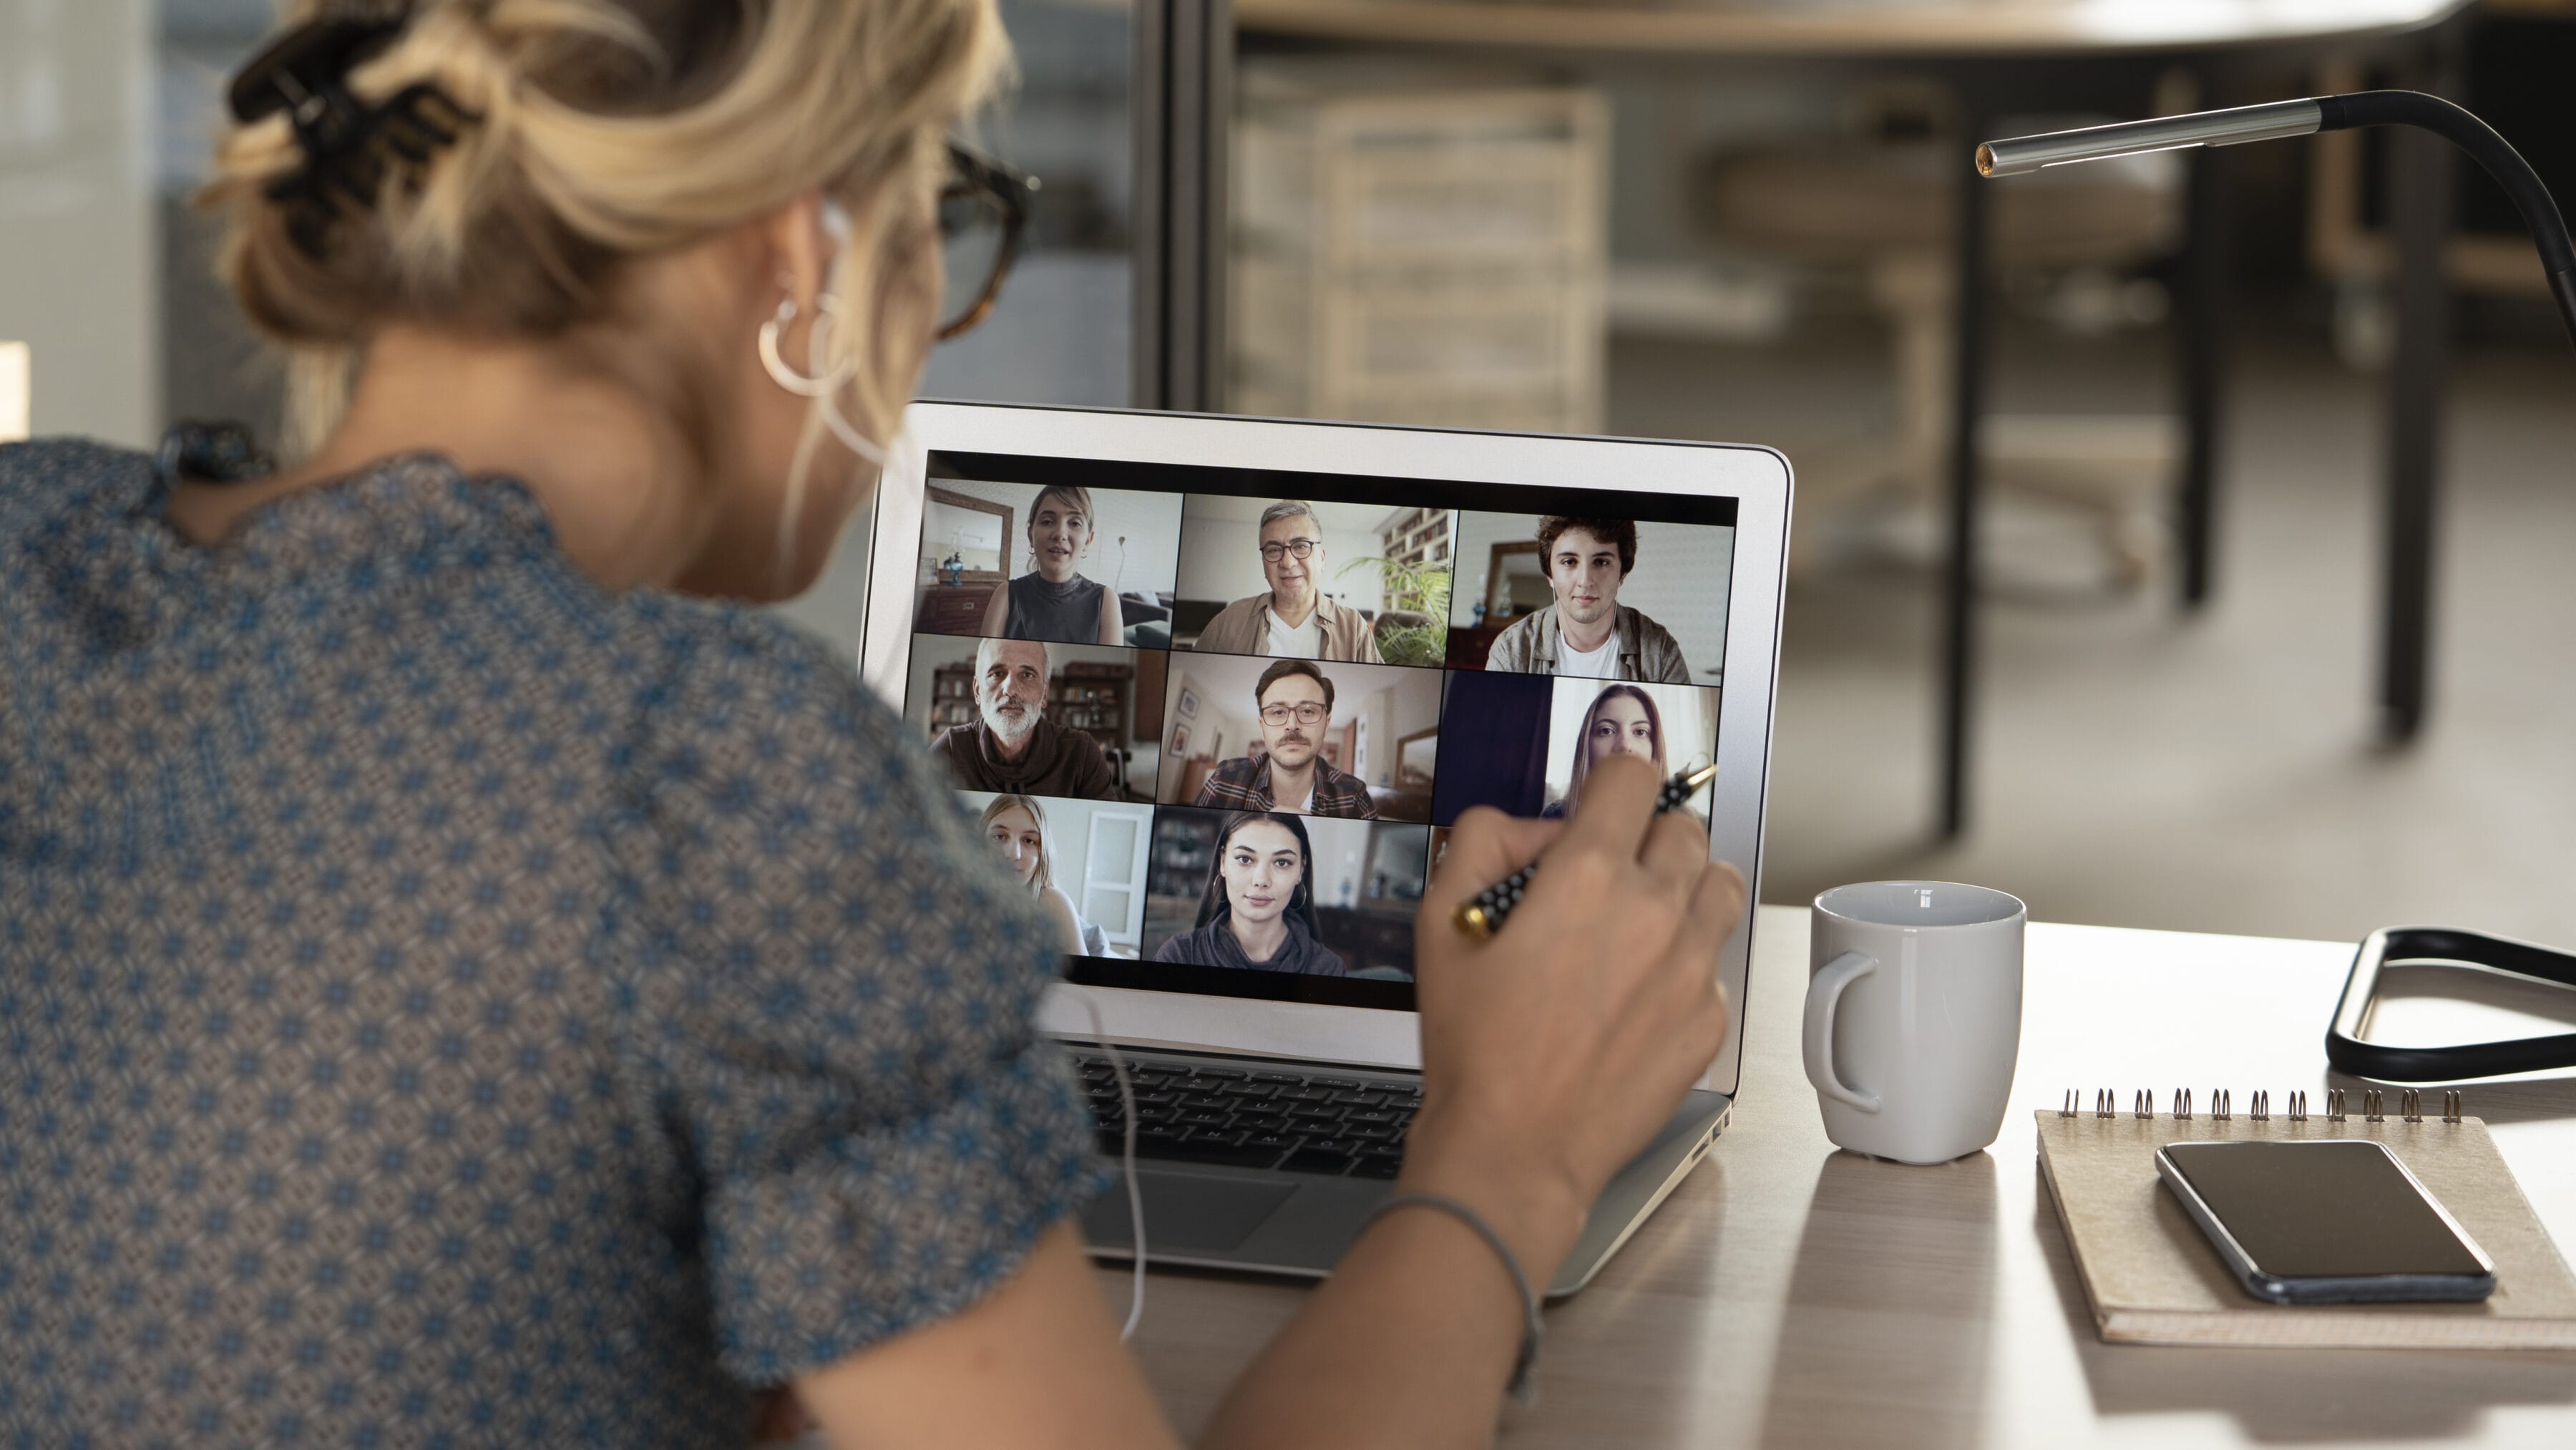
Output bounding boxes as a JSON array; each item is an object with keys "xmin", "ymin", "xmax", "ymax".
[{"xmin": 759, "ymin": 293, "xmax": 857, "ymax": 399}]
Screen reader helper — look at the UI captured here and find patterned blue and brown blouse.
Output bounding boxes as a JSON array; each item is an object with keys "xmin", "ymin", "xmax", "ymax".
[{"xmin": 0, "ymin": 437, "xmax": 1103, "ymax": 1448}]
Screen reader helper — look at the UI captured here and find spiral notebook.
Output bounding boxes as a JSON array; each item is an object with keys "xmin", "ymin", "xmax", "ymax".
[{"xmin": 2037, "ymin": 1089, "xmax": 2576, "ymax": 1349}]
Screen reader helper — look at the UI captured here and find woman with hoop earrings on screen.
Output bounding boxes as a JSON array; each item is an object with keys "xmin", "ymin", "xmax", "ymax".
[
  {"xmin": 982, "ymin": 482, "xmax": 1124, "ymax": 644},
  {"xmin": 0, "ymin": 0, "xmax": 1744, "ymax": 1443},
  {"xmin": 1153, "ymin": 812, "xmax": 1348, "ymax": 975},
  {"xmin": 1544, "ymin": 684, "xmax": 1669, "ymax": 819}
]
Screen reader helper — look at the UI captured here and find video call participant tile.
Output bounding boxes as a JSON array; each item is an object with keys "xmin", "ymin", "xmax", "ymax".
[
  {"xmin": 959, "ymin": 791, "xmax": 1158, "ymax": 961},
  {"xmin": 1448, "ymin": 511, "xmax": 1732, "ymax": 686},
  {"xmin": 902, "ymin": 633, "xmax": 1164, "ymax": 802},
  {"xmin": 1538, "ymin": 678, "xmax": 1718, "ymax": 821},
  {"xmin": 1141, "ymin": 807, "xmax": 1429, "ymax": 981},
  {"xmin": 1170, "ymin": 497, "xmax": 1455, "ymax": 667},
  {"xmin": 1157, "ymin": 655, "xmax": 1442, "ymax": 823},
  {"xmin": 1426, "ymin": 671, "xmax": 1720, "ymax": 826},
  {"xmin": 913, "ymin": 477, "xmax": 1183, "ymax": 647}
]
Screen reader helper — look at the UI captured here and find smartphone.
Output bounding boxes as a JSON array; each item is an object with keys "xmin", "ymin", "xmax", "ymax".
[{"xmin": 2155, "ymin": 1139, "xmax": 2496, "ymax": 1305}]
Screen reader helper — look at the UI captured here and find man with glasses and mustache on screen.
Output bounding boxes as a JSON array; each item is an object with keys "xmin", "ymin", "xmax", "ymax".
[
  {"xmin": 1193, "ymin": 661, "xmax": 1379, "ymax": 818},
  {"xmin": 931, "ymin": 637, "xmax": 1118, "ymax": 799},
  {"xmin": 1191, "ymin": 500, "xmax": 1385, "ymax": 662},
  {"xmin": 1486, "ymin": 516, "xmax": 1691, "ymax": 683}
]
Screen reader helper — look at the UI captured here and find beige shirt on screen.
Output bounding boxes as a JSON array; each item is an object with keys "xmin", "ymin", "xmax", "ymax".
[
  {"xmin": 1485, "ymin": 603, "xmax": 1691, "ymax": 683},
  {"xmin": 1192, "ymin": 593, "xmax": 1384, "ymax": 662}
]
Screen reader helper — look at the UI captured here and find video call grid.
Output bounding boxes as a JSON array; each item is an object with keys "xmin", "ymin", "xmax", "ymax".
[{"xmin": 904, "ymin": 457, "xmax": 1740, "ymax": 996}]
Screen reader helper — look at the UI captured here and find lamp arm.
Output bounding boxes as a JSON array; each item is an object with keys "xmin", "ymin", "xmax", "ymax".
[
  {"xmin": 2318, "ymin": 91, "xmax": 2576, "ymax": 342},
  {"xmin": 1980, "ymin": 91, "xmax": 2576, "ymax": 352}
]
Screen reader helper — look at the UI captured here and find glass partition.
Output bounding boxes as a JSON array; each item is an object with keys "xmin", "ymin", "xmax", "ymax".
[{"xmin": 917, "ymin": 0, "xmax": 1135, "ymax": 409}]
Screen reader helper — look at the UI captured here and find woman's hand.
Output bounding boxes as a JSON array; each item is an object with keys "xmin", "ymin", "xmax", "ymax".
[
  {"xmin": 1403, "ymin": 754, "xmax": 1746, "ymax": 1278},
  {"xmin": 795, "ymin": 754, "xmax": 1744, "ymax": 1450}
]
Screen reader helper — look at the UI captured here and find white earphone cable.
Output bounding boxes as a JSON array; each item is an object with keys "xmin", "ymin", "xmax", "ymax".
[
  {"xmin": 776, "ymin": 215, "xmax": 1140, "ymax": 1329},
  {"xmin": 805, "ymin": 198, "xmax": 895, "ymax": 472},
  {"xmin": 799, "ymin": 273, "xmax": 891, "ymax": 471},
  {"xmin": 764, "ymin": 258, "xmax": 899, "ymax": 594},
  {"xmin": 1078, "ymin": 995, "xmax": 1147, "ymax": 1341}
]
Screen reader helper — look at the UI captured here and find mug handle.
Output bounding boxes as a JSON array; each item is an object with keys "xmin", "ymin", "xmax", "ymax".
[{"xmin": 1803, "ymin": 950, "xmax": 1882, "ymax": 1113}]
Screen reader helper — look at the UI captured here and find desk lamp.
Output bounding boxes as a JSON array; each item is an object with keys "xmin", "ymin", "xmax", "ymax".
[
  {"xmin": 1979, "ymin": 94, "xmax": 2576, "ymax": 1083},
  {"xmin": 1979, "ymin": 92, "xmax": 2575, "ymax": 347}
]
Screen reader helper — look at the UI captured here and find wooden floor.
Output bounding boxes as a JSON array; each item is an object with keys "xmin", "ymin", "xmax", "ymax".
[{"xmin": 1607, "ymin": 320, "xmax": 2576, "ymax": 950}]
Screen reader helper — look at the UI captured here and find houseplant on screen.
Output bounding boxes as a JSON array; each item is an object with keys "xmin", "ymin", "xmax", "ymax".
[{"xmin": 1340, "ymin": 554, "xmax": 1452, "ymax": 668}]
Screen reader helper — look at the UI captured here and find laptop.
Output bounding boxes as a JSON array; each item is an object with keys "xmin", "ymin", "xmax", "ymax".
[{"xmin": 859, "ymin": 402, "xmax": 1788, "ymax": 1295}]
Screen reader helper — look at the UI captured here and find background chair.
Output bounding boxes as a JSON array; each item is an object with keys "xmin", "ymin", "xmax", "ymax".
[{"xmin": 1700, "ymin": 129, "xmax": 2184, "ymax": 588}]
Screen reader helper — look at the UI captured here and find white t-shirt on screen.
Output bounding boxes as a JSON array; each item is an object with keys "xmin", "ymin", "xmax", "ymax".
[
  {"xmin": 1556, "ymin": 631, "xmax": 1619, "ymax": 679},
  {"xmin": 1264, "ymin": 608, "xmax": 1323, "ymax": 658}
]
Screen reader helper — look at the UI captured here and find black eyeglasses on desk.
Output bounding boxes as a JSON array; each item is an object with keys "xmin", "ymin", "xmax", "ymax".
[{"xmin": 937, "ymin": 142, "xmax": 1036, "ymax": 341}]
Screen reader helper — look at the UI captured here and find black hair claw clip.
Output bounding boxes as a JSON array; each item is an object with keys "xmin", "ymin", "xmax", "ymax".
[{"xmin": 228, "ymin": 8, "xmax": 480, "ymax": 258}]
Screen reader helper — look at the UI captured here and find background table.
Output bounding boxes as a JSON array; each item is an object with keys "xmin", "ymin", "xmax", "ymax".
[
  {"xmin": 1101, "ymin": 905, "xmax": 2576, "ymax": 1446},
  {"xmin": 1231, "ymin": 0, "xmax": 2475, "ymax": 840}
]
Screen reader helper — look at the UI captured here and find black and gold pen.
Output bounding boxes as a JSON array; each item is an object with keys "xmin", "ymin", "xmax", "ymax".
[{"xmin": 1453, "ymin": 762, "xmax": 1719, "ymax": 941}]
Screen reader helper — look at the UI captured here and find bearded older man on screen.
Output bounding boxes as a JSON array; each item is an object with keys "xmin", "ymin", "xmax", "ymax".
[
  {"xmin": 1485, "ymin": 517, "xmax": 1690, "ymax": 683},
  {"xmin": 1191, "ymin": 500, "xmax": 1384, "ymax": 662},
  {"xmin": 931, "ymin": 637, "xmax": 1118, "ymax": 799}
]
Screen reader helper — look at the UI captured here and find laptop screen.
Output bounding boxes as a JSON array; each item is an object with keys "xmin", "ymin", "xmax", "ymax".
[{"xmin": 897, "ymin": 450, "xmax": 1737, "ymax": 1012}]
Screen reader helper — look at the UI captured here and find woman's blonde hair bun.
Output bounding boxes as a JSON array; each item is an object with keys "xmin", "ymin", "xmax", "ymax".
[{"xmin": 205, "ymin": 0, "xmax": 1007, "ymax": 449}]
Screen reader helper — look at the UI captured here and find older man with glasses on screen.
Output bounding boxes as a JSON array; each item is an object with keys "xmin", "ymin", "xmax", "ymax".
[
  {"xmin": 1194, "ymin": 660, "xmax": 1380, "ymax": 818},
  {"xmin": 1191, "ymin": 500, "xmax": 1385, "ymax": 662}
]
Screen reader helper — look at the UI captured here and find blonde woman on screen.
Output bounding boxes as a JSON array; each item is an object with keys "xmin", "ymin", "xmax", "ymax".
[
  {"xmin": 0, "ymin": 0, "xmax": 1744, "ymax": 1445},
  {"xmin": 980, "ymin": 793, "xmax": 1111, "ymax": 956}
]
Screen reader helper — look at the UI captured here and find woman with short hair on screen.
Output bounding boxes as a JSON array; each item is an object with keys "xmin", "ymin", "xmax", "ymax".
[
  {"xmin": 982, "ymin": 482, "xmax": 1124, "ymax": 644},
  {"xmin": 1153, "ymin": 812, "xmax": 1348, "ymax": 975},
  {"xmin": 1543, "ymin": 684, "xmax": 1668, "ymax": 819},
  {"xmin": 0, "ymin": 0, "xmax": 1746, "ymax": 1444},
  {"xmin": 980, "ymin": 794, "xmax": 1111, "ymax": 957}
]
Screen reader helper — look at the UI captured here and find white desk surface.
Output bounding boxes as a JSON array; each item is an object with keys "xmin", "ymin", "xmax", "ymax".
[
  {"xmin": 1235, "ymin": 0, "xmax": 2471, "ymax": 59},
  {"xmin": 1102, "ymin": 904, "xmax": 2576, "ymax": 1446}
]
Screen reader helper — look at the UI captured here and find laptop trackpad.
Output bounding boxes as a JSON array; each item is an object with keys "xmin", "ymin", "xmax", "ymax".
[{"xmin": 1088, "ymin": 1170, "xmax": 1296, "ymax": 1253}]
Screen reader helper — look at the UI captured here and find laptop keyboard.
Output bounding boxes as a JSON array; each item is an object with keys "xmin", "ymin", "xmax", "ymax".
[{"xmin": 1075, "ymin": 1054, "xmax": 1421, "ymax": 1179}]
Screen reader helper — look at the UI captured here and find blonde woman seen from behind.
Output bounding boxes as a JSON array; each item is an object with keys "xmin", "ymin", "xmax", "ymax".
[{"xmin": 0, "ymin": 1, "xmax": 1745, "ymax": 1446}]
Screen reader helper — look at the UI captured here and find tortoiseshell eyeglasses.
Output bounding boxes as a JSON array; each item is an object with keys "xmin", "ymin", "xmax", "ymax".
[{"xmin": 936, "ymin": 142, "xmax": 1037, "ymax": 341}]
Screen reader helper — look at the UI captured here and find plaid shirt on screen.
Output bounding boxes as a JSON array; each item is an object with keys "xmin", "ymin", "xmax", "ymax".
[{"xmin": 1191, "ymin": 753, "xmax": 1380, "ymax": 818}]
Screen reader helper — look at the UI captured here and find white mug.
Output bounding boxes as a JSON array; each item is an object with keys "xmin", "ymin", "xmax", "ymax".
[{"xmin": 1805, "ymin": 881, "xmax": 2026, "ymax": 1164}]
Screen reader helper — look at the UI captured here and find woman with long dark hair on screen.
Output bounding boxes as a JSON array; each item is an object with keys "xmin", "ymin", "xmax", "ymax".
[
  {"xmin": 1543, "ymin": 683, "xmax": 1668, "ymax": 819},
  {"xmin": 981, "ymin": 482, "xmax": 1123, "ymax": 644},
  {"xmin": 1153, "ymin": 812, "xmax": 1348, "ymax": 975},
  {"xmin": 0, "ymin": 0, "xmax": 1744, "ymax": 1444}
]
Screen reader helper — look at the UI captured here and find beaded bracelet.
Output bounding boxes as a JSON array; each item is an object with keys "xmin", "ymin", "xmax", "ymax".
[{"xmin": 1363, "ymin": 1192, "xmax": 1544, "ymax": 1406}]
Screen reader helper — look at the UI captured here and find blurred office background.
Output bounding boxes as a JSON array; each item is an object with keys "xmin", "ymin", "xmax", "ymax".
[{"xmin": 5, "ymin": 0, "xmax": 2572, "ymax": 948}]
